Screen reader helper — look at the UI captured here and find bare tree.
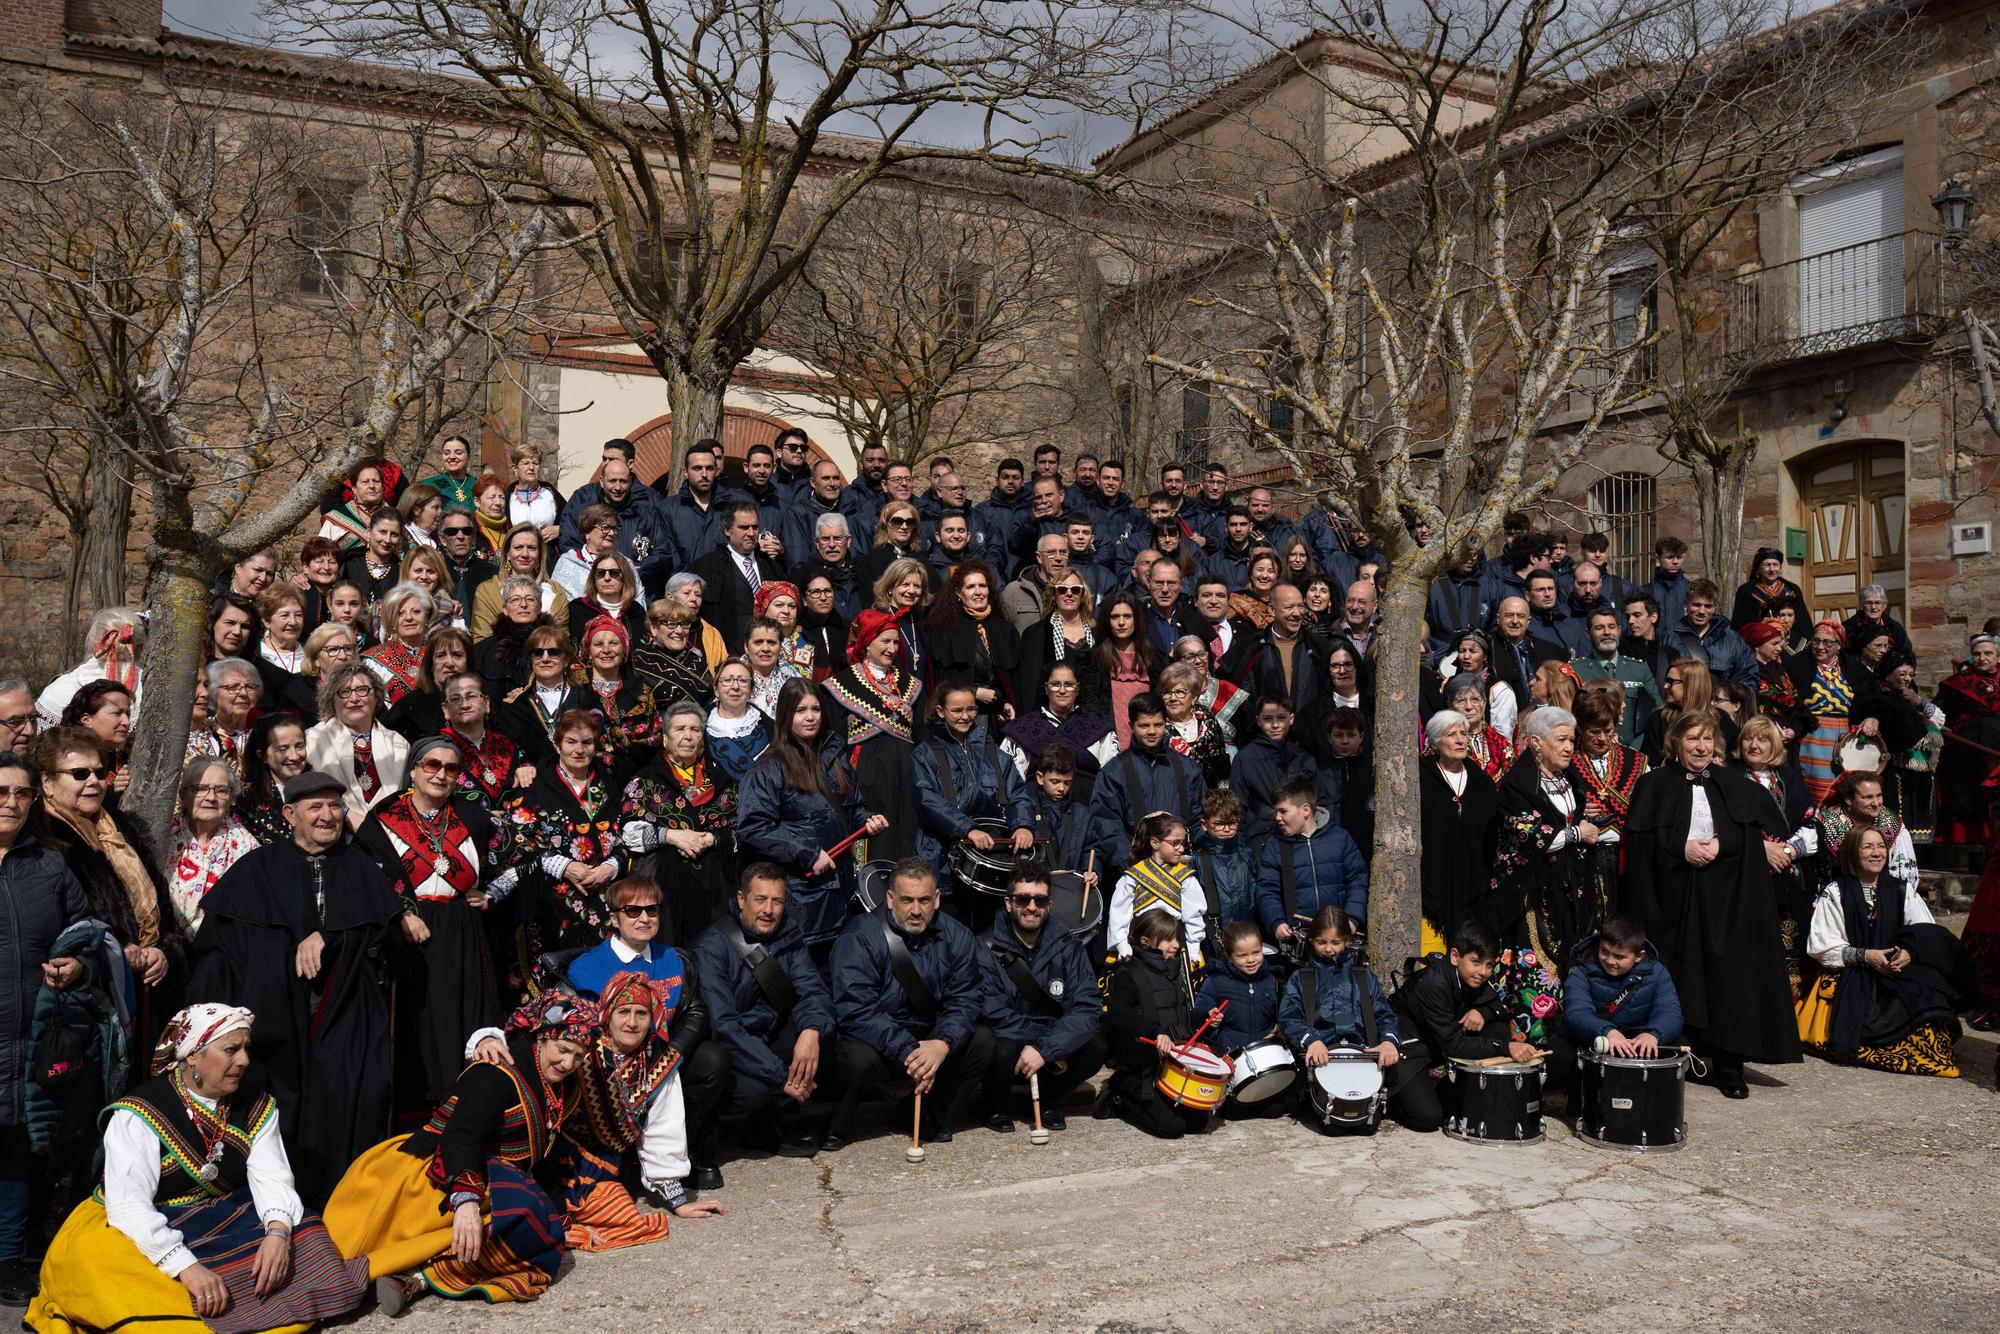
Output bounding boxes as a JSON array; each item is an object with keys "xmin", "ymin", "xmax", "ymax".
[
  {"xmin": 781, "ymin": 182, "xmax": 1075, "ymax": 463},
  {"xmin": 282, "ymin": 0, "xmax": 1197, "ymax": 480},
  {"xmin": 0, "ymin": 92, "xmax": 564, "ymax": 856},
  {"xmin": 1571, "ymin": 0, "xmax": 1935, "ymax": 585}
]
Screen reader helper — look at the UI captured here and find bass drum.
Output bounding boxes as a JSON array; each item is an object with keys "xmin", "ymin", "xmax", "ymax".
[
  {"xmin": 1304, "ymin": 1047, "xmax": 1383, "ymax": 1130},
  {"xmin": 1048, "ymin": 870, "xmax": 1102, "ymax": 941},
  {"xmin": 946, "ymin": 819, "xmax": 1017, "ymax": 895},
  {"xmin": 852, "ymin": 860, "xmax": 897, "ymax": 914},
  {"xmin": 1443, "ymin": 1057, "xmax": 1545, "ymax": 1145},
  {"xmin": 1577, "ymin": 1048, "xmax": 1689, "ymax": 1152}
]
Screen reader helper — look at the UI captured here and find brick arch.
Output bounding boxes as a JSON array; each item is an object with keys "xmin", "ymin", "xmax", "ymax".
[{"xmin": 627, "ymin": 408, "xmax": 839, "ymax": 486}]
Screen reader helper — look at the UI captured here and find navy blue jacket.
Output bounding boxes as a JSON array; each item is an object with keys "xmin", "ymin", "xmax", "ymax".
[
  {"xmin": 978, "ymin": 919, "xmax": 1101, "ymax": 1061},
  {"xmin": 691, "ymin": 915, "xmax": 837, "ymax": 1090},
  {"xmin": 659, "ymin": 483, "xmax": 736, "ymax": 567},
  {"xmin": 970, "ymin": 490, "xmax": 1030, "ymax": 577},
  {"xmin": 735, "ymin": 750, "xmax": 872, "ymax": 944},
  {"xmin": 1426, "ymin": 568, "xmax": 1486, "ymax": 654},
  {"xmin": 558, "ymin": 487, "xmax": 678, "ymax": 593},
  {"xmin": 779, "ymin": 496, "xmax": 863, "ymax": 574},
  {"xmin": 1479, "ymin": 566, "xmax": 1530, "ymax": 626},
  {"xmin": 912, "ymin": 728, "xmax": 1036, "ymax": 880},
  {"xmin": 1254, "ymin": 823, "xmax": 1369, "ymax": 936},
  {"xmin": 1205, "ymin": 542, "xmax": 1253, "ymax": 593},
  {"xmin": 1650, "ymin": 568, "xmax": 1688, "ymax": 632},
  {"xmin": 1192, "ymin": 832, "xmax": 1258, "ymax": 929},
  {"xmin": 1085, "ymin": 745, "xmax": 1207, "ymax": 875},
  {"xmin": 1669, "ymin": 615, "xmax": 1756, "ymax": 686},
  {"xmin": 1230, "ymin": 735, "xmax": 1320, "ymax": 847},
  {"xmin": 830, "ymin": 907, "xmax": 985, "ymax": 1061},
  {"xmin": 736, "ymin": 480, "xmax": 790, "ymax": 555},
  {"xmin": 1561, "ymin": 936, "xmax": 1685, "ymax": 1045},
  {"xmin": 1027, "ymin": 793, "xmax": 1092, "ymax": 874},
  {"xmin": 1194, "ymin": 956, "xmax": 1283, "ymax": 1050},
  {"xmin": 842, "ymin": 476, "xmax": 889, "ymax": 539},
  {"xmin": 1278, "ymin": 951, "xmax": 1401, "ymax": 1050},
  {"xmin": 1081, "ymin": 490, "xmax": 1141, "ymax": 551}
]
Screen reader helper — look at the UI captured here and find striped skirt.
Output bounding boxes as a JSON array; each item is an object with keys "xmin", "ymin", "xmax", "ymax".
[
  {"xmin": 323, "ymin": 1134, "xmax": 565, "ymax": 1305},
  {"xmin": 28, "ymin": 1192, "xmax": 367, "ymax": 1334},
  {"xmin": 1798, "ymin": 713, "xmax": 1846, "ymax": 803},
  {"xmin": 560, "ymin": 1136, "xmax": 672, "ymax": 1252}
]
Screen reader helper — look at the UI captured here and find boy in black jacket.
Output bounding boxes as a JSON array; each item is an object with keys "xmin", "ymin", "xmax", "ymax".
[{"xmin": 1393, "ymin": 921, "xmax": 1544, "ymax": 1069}]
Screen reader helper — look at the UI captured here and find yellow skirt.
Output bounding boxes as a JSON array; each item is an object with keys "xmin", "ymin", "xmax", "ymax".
[
  {"xmin": 1420, "ymin": 918, "xmax": 1447, "ymax": 958},
  {"xmin": 1796, "ymin": 971, "xmax": 1962, "ymax": 1077},
  {"xmin": 25, "ymin": 1198, "xmax": 314, "ymax": 1334},
  {"xmin": 1795, "ymin": 971, "xmax": 1836, "ymax": 1048}
]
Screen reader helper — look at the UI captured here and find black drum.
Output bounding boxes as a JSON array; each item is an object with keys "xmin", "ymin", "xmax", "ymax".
[
  {"xmin": 946, "ymin": 819, "xmax": 1016, "ymax": 895},
  {"xmin": 1443, "ymin": 1057, "xmax": 1545, "ymax": 1145},
  {"xmin": 853, "ymin": 859, "xmax": 896, "ymax": 914},
  {"xmin": 1576, "ymin": 1048, "xmax": 1689, "ymax": 1153},
  {"xmin": 1049, "ymin": 870, "xmax": 1101, "ymax": 940}
]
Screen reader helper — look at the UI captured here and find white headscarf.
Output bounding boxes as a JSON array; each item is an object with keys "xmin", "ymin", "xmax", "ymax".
[{"xmin": 150, "ymin": 1003, "xmax": 256, "ymax": 1076}]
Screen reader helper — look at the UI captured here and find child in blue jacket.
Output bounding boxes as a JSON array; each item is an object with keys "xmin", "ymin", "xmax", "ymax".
[
  {"xmin": 1194, "ymin": 922, "xmax": 1283, "ymax": 1052},
  {"xmin": 1561, "ymin": 913, "xmax": 1685, "ymax": 1058}
]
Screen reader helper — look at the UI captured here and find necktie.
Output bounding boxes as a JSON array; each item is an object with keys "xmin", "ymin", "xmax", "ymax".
[{"xmin": 743, "ymin": 551, "xmax": 761, "ymax": 593}]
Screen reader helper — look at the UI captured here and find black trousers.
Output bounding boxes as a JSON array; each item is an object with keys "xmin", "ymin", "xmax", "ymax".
[
  {"xmin": 677, "ymin": 1040, "xmax": 731, "ymax": 1170},
  {"xmin": 1107, "ymin": 1069, "xmax": 1212, "ymax": 1139},
  {"xmin": 724, "ymin": 1030, "xmax": 854, "ymax": 1119},
  {"xmin": 826, "ymin": 1024, "xmax": 995, "ymax": 1140},
  {"xmin": 980, "ymin": 1032, "xmax": 1108, "ymax": 1116}
]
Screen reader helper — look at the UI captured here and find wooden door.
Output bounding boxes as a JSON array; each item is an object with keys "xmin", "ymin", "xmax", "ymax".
[
  {"xmin": 1798, "ymin": 443, "xmax": 1905, "ymax": 625},
  {"xmin": 627, "ymin": 408, "xmax": 833, "ymax": 487}
]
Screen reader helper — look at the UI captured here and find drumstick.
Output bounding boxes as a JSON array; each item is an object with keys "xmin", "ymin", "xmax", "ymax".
[
  {"xmin": 907, "ymin": 1091, "xmax": 925, "ymax": 1163},
  {"xmin": 1174, "ymin": 999, "xmax": 1229, "ymax": 1058},
  {"xmin": 822, "ymin": 821, "xmax": 878, "ymax": 862},
  {"xmin": 1081, "ymin": 849, "xmax": 1097, "ymax": 917},
  {"xmin": 1028, "ymin": 1073, "xmax": 1048, "ymax": 1145}
]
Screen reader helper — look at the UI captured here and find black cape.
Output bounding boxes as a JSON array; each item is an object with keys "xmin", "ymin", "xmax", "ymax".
[
  {"xmin": 1624, "ymin": 763, "xmax": 1801, "ymax": 1064},
  {"xmin": 1418, "ymin": 758, "xmax": 1499, "ymax": 939},
  {"xmin": 187, "ymin": 838, "xmax": 404, "ymax": 1203}
]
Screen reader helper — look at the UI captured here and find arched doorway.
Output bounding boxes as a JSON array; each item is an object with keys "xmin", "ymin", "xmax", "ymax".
[
  {"xmin": 627, "ymin": 408, "xmax": 836, "ymax": 489},
  {"xmin": 1794, "ymin": 441, "xmax": 1905, "ymax": 625}
]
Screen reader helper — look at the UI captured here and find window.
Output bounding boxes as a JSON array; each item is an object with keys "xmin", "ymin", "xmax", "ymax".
[
  {"xmin": 295, "ymin": 186, "xmax": 352, "ymax": 296},
  {"xmin": 1115, "ymin": 384, "xmax": 1135, "ymax": 442},
  {"xmin": 1178, "ymin": 381, "xmax": 1211, "ymax": 462},
  {"xmin": 1266, "ymin": 394, "xmax": 1295, "ymax": 447},
  {"xmin": 1792, "ymin": 146, "xmax": 1904, "ymax": 337},
  {"xmin": 1587, "ymin": 472, "xmax": 1656, "ymax": 586},
  {"xmin": 939, "ymin": 265, "xmax": 982, "ymax": 341},
  {"xmin": 1607, "ymin": 263, "xmax": 1659, "ymax": 384}
]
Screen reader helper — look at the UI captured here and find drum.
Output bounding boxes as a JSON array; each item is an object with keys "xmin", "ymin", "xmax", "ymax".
[
  {"xmin": 1049, "ymin": 870, "xmax": 1101, "ymax": 940},
  {"xmin": 1304, "ymin": 1046, "xmax": 1384, "ymax": 1129},
  {"xmin": 1835, "ymin": 728, "xmax": 1887, "ymax": 775},
  {"xmin": 1155, "ymin": 1045, "xmax": 1233, "ymax": 1113},
  {"xmin": 1227, "ymin": 1039, "xmax": 1299, "ymax": 1107},
  {"xmin": 946, "ymin": 820, "xmax": 1017, "ymax": 895},
  {"xmin": 1443, "ymin": 1057, "xmax": 1545, "ymax": 1146},
  {"xmin": 1577, "ymin": 1048, "xmax": 1689, "ymax": 1152},
  {"xmin": 852, "ymin": 860, "xmax": 896, "ymax": 914}
]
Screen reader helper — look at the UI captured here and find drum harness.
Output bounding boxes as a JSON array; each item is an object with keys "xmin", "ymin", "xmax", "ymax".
[
  {"xmin": 1119, "ymin": 750, "xmax": 1190, "ymax": 828},
  {"xmin": 1276, "ymin": 838, "xmax": 1317, "ymax": 964},
  {"xmin": 876, "ymin": 916, "xmax": 938, "ymax": 1023},
  {"xmin": 720, "ymin": 917, "xmax": 799, "ymax": 1023},
  {"xmin": 1295, "ymin": 964, "xmax": 1377, "ymax": 1055},
  {"xmin": 926, "ymin": 737, "xmax": 1006, "ymax": 813},
  {"xmin": 997, "ymin": 941, "xmax": 1065, "ymax": 1020}
]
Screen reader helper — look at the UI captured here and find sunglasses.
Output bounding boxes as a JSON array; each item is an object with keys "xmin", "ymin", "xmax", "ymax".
[
  {"xmin": 889, "ymin": 516, "xmax": 916, "ymax": 526},
  {"xmin": 416, "ymin": 759, "xmax": 462, "ymax": 777},
  {"xmin": 1054, "ymin": 585, "xmax": 1084, "ymax": 595},
  {"xmin": 442, "ymin": 526, "xmax": 475, "ymax": 537},
  {"xmin": 531, "ymin": 647, "xmax": 566, "ymax": 658},
  {"xmin": 53, "ymin": 765, "xmax": 109, "ymax": 782},
  {"xmin": 617, "ymin": 902, "xmax": 662, "ymax": 918},
  {"xmin": 1010, "ymin": 893, "xmax": 1051, "ymax": 907}
]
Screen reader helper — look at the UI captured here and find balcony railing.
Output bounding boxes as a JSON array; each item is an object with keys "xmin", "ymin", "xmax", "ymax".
[{"xmin": 1723, "ymin": 231, "xmax": 1944, "ymax": 367}]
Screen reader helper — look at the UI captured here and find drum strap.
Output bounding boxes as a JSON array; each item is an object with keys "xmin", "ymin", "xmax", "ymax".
[
  {"xmin": 927, "ymin": 739, "xmax": 1004, "ymax": 810},
  {"xmin": 1298, "ymin": 965, "xmax": 1377, "ymax": 1047},
  {"xmin": 1120, "ymin": 749, "xmax": 1189, "ymax": 829},
  {"xmin": 1279, "ymin": 841, "xmax": 1298, "ymax": 921},
  {"xmin": 1598, "ymin": 972, "xmax": 1644, "ymax": 1021},
  {"xmin": 877, "ymin": 915, "xmax": 937, "ymax": 1022},
  {"xmin": 1000, "ymin": 950, "xmax": 1065, "ymax": 1019},
  {"xmin": 721, "ymin": 916, "xmax": 798, "ymax": 1022}
]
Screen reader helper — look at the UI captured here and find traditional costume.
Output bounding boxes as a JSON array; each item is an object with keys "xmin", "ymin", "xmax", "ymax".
[
  {"xmin": 1797, "ymin": 625, "xmax": 1857, "ymax": 803},
  {"xmin": 27, "ymin": 1005, "xmax": 369, "ymax": 1334},
  {"xmin": 362, "ymin": 639, "xmax": 426, "ymax": 706},
  {"xmin": 1418, "ymin": 757, "xmax": 1499, "ymax": 958},
  {"xmin": 1109, "ymin": 857, "xmax": 1209, "ymax": 969},
  {"xmin": 1485, "ymin": 755, "xmax": 1595, "ymax": 970},
  {"xmin": 322, "ymin": 991, "xmax": 592, "ymax": 1308},
  {"xmin": 823, "ymin": 609, "xmax": 924, "ymax": 864},
  {"xmin": 617, "ymin": 750, "xmax": 740, "ymax": 939},
  {"xmin": 1796, "ymin": 874, "xmax": 1973, "ymax": 1076},
  {"xmin": 1934, "ymin": 640, "xmax": 2000, "ymax": 845},
  {"xmin": 501, "ymin": 762, "xmax": 629, "ymax": 970},
  {"xmin": 1570, "ymin": 741, "xmax": 1645, "ymax": 928},
  {"xmin": 701, "ymin": 706, "xmax": 770, "ymax": 785}
]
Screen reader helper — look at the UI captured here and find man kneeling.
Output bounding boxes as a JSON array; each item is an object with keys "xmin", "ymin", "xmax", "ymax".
[{"xmin": 977, "ymin": 864, "xmax": 1106, "ymax": 1133}]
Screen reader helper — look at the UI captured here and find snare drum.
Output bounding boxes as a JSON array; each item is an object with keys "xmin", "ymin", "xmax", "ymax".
[
  {"xmin": 946, "ymin": 819, "xmax": 1017, "ymax": 895},
  {"xmin": 1304, "ymin": 1046, "xmax": 1384, "ymax": 1129},
  {"xmin": 1155, "ymin": 1046, "xmax": 1233, "ymax": 1114},
  {"xmin": 852, "ymin": 860, "xmax": 896, "ymax": 914},
  {"xmin": 1577, "ymin": 1048, "xmax": 1689, "ymax": 1152},
  {"xmin": 1049, "ymin": 870, "xmax": 1102, "ymax": 940},
  {"xmin": 1444, "ymin": 1057, "xmax": 1545, "ymax": 1145},
  {"xmin": 1227, "ymin": 1039, "xmax": 1299, "ymax": 1107}
]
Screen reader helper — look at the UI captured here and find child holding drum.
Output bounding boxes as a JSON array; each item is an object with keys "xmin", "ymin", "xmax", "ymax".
[
  {"xmin": 1198, "ymin": 921, "xmax": 1292, "ymax": 1116},
  {"xmin": 1393, "ymin": 921, "xmax": 1547, "ymax": 1068},
  {"xmin": 1278, "ymin": 907, "xmax": 1441, "ymax": 1132},
  {"xmin": 1099, "ymin": 908, "xmax": 1229, "ymax": 1138},
  {"xmin": 1562, "ymin": 913, "xmax": 1684, "ymax": 1056}
]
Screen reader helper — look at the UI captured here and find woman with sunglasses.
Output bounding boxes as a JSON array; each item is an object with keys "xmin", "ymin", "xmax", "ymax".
[
  {"xmin": 853, "ymin": 503, "xmax": 929, "ymax": 597},
  {"xmin": 383, "ymin": 626, "xmax": 475, "ymax": 743},
  {"xmin": 494, "ymin": 625, "xmax": 594, "ymax": 767},
  {"xmin": 564, "ymin": 550, "xmax": 646, "ymax": 649},
  {"xmin": 306, "ymin": 665, "xmax": 411, "ymax": 828},
  {"xmin": 633, "ymin": 601, "xmax": 715, "ymax": 710},
  {"xmin": 355, "ymin": 736, "xmax": 507, "ymax": 1111},
  {"xmin": 1015, "ymin": 567, "xmax": 1108, "ymax": 718}
]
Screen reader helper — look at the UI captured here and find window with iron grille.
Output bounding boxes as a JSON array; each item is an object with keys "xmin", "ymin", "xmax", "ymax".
[
  {"xmin": 295, "ymin": 186, "xmax": 352, "ymax": 297},
  {"xmin": 1587, "ymin": 472, "xmax": 1657, "ymax": 585},
  {"xmin": 1178, "ymin": 380, "xmax": 1211, "ymax": 462}
]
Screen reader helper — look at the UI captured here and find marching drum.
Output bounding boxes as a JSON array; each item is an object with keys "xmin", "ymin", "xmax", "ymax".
[
  {"xmin": 1304, "ymin": 1046, "xmax": 1384, "ymax": 1130},
  {"xmin": 1227, "ymin": 1039, "xmax": 1299, "ymax": 1107},
  {"xmin": 852, "ymin": 859, "xmax": 896, "ymax": 914},
  {"xmin": 1155, "ymin": 1046, "xmax": 1233, "ymax": 1114},
  {"xmin": 1048, "ymin": 869, "xmax": 1102, "ymax": 940},
  {"xmin": 1444, "ymin": 1057, "xmax": 1545, "ymax": 1146},
  {"xmin": 946, "ymin": 819, "xmax": 1017, "ymax": 895},
  {"xmin": 1577, "ymin": 1048, "xmax": 1690, "ymax": 1152}
]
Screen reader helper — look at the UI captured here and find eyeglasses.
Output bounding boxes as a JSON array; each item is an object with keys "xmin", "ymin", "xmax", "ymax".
[
  {"xmin": 336, "ymin": 685, "xmax": 375, "ymax": 701},
  {"xmin": 1, "ymin": 714, "xmax": 36, "ymax": 730},
  {"xmin": 531, "ymin": 647, "xmax": 566, "ymax": 659},
  {"xmin": 219, "ymin": 682, "xmax": 258, "ymax": 695},
  {"xmin": 1664, "ymin": 675, "xmax": 1684, "ymax": 686},
  {"xmin": 1010, "ymin": 894, "xmax": 1051, "ymax": 907},
  {"xmin": 0, "ymin": 785, "xmax": 37, "ymax": 803},
  {"xmin": 190, "ymin": 783, "xmax": 232, "ymax": 798},
  {"xmin": 52, "ymin": 765, "xmax": 109, "ymax": 782},
  {"xmin": 443, "ymin": 692, "xmax": 484, "ymax": 706},
  {"xmin": 321, "ymin": 644, "xmax": 356, "ymax": 658},
  {"xmin": 1046, "ymin": 679, "xmax": 1077, "ymax": 690},
  {"xmin": 806, "ymin": 586, "xmax": 835, "ymax": 597},
  {"xmin": 616, "ymin": 902, "xmax": 661, "ymax": 918},
  {"xmin": 416, "ymin": 758, "xmax": 462, "ymax": 777}
]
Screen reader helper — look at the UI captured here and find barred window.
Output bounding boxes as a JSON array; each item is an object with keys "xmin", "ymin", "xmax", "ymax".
[
  {"xmin": 1587, "ymin": 472, "xmax": 1657, "ymax": 585},
  {"xmin": 296, "ymin": 186, "xmax": 352, "ymax": 296}
]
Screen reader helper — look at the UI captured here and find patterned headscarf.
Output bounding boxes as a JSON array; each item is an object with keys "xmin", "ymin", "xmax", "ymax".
[
  {"xmin": 598, "ymin": 969, "xmax": 674, "ymax": 1044},
  {"xmin": 504, "ymin": 986, "xmax": 599, "ymax": 1047},
  {"xmin": 753, "ymin": 581, "xmax": 800, "ymax": 618},
  {"xmin": 578, "ymin": 614, "xmax": 631, "ymax": 665},
  {"xmin": 1813, "ymin": 619, "xmax": 1846, "ymax": 648},
  {"xmin": 151, "ymin": 1003, "xmax": 256, "ymax": 1075},
  {"xmin": 848, "ymin": 607, "xmax": 905, "ymax": 664}
]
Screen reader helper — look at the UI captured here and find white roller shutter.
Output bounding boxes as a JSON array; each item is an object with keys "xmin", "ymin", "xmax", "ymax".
[{"xmin": 1795, "ymin": 149, "xmax": 1903, "ymax": 336}]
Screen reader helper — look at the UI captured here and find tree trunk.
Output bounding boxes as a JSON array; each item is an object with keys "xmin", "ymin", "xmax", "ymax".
[
  {"xmin": 124, "ymin": 556, "xmax": 210, "ymax": 865},
  {"xmin": 58, "ymin": 530, "xmax": 89, "ymax": 667},
  {"xmin": 84, "ymin": 433, "xmax": 135, "ymax": 614},
  {"xmin": 664, "ymin": 367, "xmax": 728, "ymax": 480},
  {"xmin": 1686, "ymin": 444, "xmax": 1751, "ymax": 593},
  {"xmin": 1366, "ymin": 563, "xmax": 1430, "ymax": 976}
]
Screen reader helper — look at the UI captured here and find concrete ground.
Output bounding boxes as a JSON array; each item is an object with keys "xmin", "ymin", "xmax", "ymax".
[{"xmin": 351, "ymin": 1029, "xmax": 1999, "ymax": 1332}]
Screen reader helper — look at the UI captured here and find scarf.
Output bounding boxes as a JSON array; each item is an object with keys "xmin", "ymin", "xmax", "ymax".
[
  {"xmin": 669, "ymin": 757, "xmax": 715, "ymax": 806},
  {"xmin": 1047, "ymin": 613, "xmax": 1093, "ymax": 662},
  {"xmin": 634, "ymin": 639, "xmax": 714, "ymax": 709},
  {"xmin": 475, "ymin": 510, "xmax": 509, "ymax": 556},
  {"xmin": 151, "ymin": 1004, "xmax": 257, "ymax": 1076},
  {"xmin": 376, "ymin": 793, "xmax": 479, "ymax": 900},
  {"xmin": 1573, "ymin": 744, "xmax": 1644, "ymax": 830},
  {"xmin": 824, "ymin": 664, "xmax": 919, "ymax": 744},
  {"xmin": 61, "ymin": 806, "xmax": 160, "ymax": 946}
]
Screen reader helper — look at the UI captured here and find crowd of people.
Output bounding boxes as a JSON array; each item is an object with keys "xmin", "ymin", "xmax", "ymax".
[{"xmin": 0, "ymin": 430, "xmax": 1994, "ymax": 1327}]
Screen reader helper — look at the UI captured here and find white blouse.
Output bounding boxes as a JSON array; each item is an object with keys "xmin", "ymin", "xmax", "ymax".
[
  {"xmin": 1807, "ymin": 878, "xmax": 1934, "ymax": 969},
  {"xmin": 102, "ymin": 1099, "xmax": 302, "ymax": 1277}
]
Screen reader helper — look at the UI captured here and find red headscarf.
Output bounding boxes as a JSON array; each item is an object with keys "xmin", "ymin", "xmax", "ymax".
[
  {"xmin": 579, "ymin": 613, "xmax": 631, "ymax": 663},
  {"xmin": 752, "ymin": 581, "xmax": 800, "ymax": 618},
  {"xmin": 599, "ymin": 970, "xmax": 674, "ymax": 1044},
  {"xmin": 1813, "ymin": 619, "xmax": 1846, "ymax": 648},
  {"xmin": 848, "ymin": 607, "xmax": 905, "ymax": 664},
  {"xmin": 1739, "ymin": 619, "xmax": 1784, "ymax": 650}
]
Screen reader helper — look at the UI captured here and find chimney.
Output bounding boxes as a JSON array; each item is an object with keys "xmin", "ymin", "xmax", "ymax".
[{"xmin": 64, "ymin": 0, "xmax": 163, "ymax": 39}]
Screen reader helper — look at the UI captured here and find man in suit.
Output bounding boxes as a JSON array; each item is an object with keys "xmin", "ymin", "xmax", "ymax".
[
  {"xmin": 690, "ymin": 500, "xmax": 785, "ymax": 653},
  {"xmin": 1490, "ymin": 595, "xmax": 1562, "ymax": 709}
]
